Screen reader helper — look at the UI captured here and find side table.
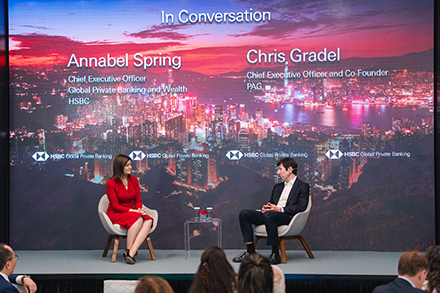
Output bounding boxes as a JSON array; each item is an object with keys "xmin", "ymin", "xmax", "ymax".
[{"xmin": 184, "ymin": 218, "xmax": 222, "ymax": 258}]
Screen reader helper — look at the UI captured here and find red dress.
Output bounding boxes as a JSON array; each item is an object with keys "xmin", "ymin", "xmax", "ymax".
[{"xmin": 106, "ymin": 176, "xmax": 152, "ymax": 229}]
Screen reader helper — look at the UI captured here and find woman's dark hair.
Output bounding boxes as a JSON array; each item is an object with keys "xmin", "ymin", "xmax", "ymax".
[
  {"xmin": 236, "ymin": 253, "xmax": 273, "ymax": 293},
  {"xmin": 111, "ymin": 154, "xmax": 131, "ymax": 181},
  {"xmin": 426, "ymin": 245, "xmax": 440, "ymax": 293},
  {"xmin": 188, "ymin": 246, "xmax": 237, "ymax": 293},
  {"xmin": 135, "ymin": 276, "xmax": 174, "ymax": 293}
]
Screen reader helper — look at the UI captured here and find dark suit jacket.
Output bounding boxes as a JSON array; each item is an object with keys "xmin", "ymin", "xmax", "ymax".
[
  {"xmin": 372, "ymin": 277, "xmax": 426, "ymax": 293},
  {"xmin": 269, "ymin": 177, "xmax": 309, "ymax": 218},
  {"xmin": 0, "ymin": 274, "xmax": 20, "ymax": 293}
]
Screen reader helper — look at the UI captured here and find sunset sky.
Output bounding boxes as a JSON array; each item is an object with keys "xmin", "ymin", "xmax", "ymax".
[{"xmin": 8, "ymin": 0, "xmax": 434, "ymax": 74}]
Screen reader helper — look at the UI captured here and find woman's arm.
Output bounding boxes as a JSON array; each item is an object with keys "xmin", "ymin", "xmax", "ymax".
[
  {"xmin": 106, "ymin": 179, "xmax": 131, "ymax": 213},
  {"xmin": 131, "ymin": 176, "xmax": 143, "ymax": 210}
]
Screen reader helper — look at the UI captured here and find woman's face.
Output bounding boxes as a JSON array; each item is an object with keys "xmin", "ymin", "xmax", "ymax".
[{"xmin": 123, "ymin": 160, "xmax": 132, "ymax": 176}]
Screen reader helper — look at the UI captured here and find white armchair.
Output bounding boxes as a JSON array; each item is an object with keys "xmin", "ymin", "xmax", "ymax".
[
  {"xmin": 253, "ymin": 195, "xmax": 314, "ymax": 263},
  {"xmin": 98, "ymin": 194, "xmax": 158, "ymax": 262}
]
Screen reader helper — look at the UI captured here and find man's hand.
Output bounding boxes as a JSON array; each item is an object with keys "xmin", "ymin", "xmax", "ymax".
[
  {"xmin": 22, "ymin": 277, "xmax": 37, "ymax": 293},
  {"xmin": 262, "ymin": 202, "xmax": 281, "ymax": 213}
]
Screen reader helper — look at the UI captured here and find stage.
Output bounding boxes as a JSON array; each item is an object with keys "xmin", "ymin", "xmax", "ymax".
[{"xmin": 13, "ymin": 249, "xmax": 399, "ymax": 293}]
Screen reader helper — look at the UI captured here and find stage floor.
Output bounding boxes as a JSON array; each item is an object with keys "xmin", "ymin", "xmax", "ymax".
[{"xmin": 13, "ymin": 249, "xmax": 400, "ymax": 277}]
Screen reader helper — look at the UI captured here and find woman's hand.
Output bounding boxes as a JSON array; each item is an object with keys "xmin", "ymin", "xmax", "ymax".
[
  {"xmin": 137, "ymin": 208, "xmax": 147, "ymax": 215},
  {"xmin": 130, "ymin": 208, "xmax": 147, "ymax": 215}
]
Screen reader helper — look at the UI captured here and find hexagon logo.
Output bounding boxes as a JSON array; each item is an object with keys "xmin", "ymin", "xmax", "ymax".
[
  {"xmin": 32, "ymin": 152, "xmax": 49, "ymax": 162},
  {"xmin": 129, "ymin": 151, "xmax": 146, "ymax": 161},
  {"xmin": 226, "ymin": 150, "xmax": 243, "ymax": 161},
  {"xmin": 325, "ymin": 150, "xmax": 343, "ymax": 159}
]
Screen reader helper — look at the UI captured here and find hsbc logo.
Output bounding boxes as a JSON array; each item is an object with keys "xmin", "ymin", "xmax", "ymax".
[
  {"xmin": 325, "ymin": 150, "xmax": 343, "ymax": 159},
  {"xmin": 32, "ymin": 152, "xmax": 49, "ymax": 162},
  {"xmin": 226, "ymin": 150, "xmax": 243, "ymax": 160},
  {"xmin": 129, "ymin": 151, "xmax": 146, "ymax": 161}
]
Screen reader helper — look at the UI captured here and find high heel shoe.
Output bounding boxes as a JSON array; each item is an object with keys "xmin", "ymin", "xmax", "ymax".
[
  {"xmin": 123, "ymin": 248, "xmax": 138, "ymax": 256},
  {"xmin": 121, "ymin": 249, "xmax": 136, "ymax": 264},
  {"xmin": 124, "ymin": 254, "xmax": 136, "ymax": 264}
]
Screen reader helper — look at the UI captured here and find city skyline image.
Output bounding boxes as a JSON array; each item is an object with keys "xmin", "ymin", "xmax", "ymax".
[{"xmin": 8, "ymin": 0, "xmax": 435, "ymax": 251}]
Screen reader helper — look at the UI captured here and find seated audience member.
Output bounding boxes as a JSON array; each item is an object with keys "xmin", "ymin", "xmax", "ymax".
[
  {"xmin": 0, "ymin": 243, "xmax": 38, "ymax": 293},
  {"xmin": 372, "ymin": 250, "xmax": 428, "ymax": 293},
  {"xmin": 236, "ymin": 253, "xmax": 273, "ymax": 293},
  {"xmin": 135, "ymin": 276, "xmax": 174, "ymax": 293},
  {"xmin": 423, "ymin": 245, "xmax": 440, "ymax": 293},
  {"xmin": 272, "ymin": 265, "xmax": 286, "ymax": 293},
  {"xmin": 188, "ymin": 246, "xmax": 236, "ymax": 293}
]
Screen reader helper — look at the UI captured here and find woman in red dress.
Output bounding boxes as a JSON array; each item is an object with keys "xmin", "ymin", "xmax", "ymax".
[{"xmin": 106, "ymin": 154, "xmax": 153, "ymax": 264}]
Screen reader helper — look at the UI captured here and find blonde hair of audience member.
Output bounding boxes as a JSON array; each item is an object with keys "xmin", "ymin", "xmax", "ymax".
[
  {"xmin": 272, "ymin": 265, "xmax": 285, "ymax": 293},
  {"xmin": 398, "ymin": 250, "xmax": 429, "ymax": 289},
  {"xmin": 425, "ymin": 245, "xmax": 440, "ymax": 293},
  {"xmin": 188, "ymin": 246, "xmax": 237, "ymax": 293},
  {"xmin": 135, "ymin": 276, "xmax": 174, "ymax": 293},
  {"xmin": 236, "ymin": 253, "xmax": 273, "ymax": 293}
]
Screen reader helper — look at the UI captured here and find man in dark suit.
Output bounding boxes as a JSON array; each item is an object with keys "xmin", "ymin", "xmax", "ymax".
[
  {"xmin": 233, "ymin": 158, "xmax": 309, "ymax": 264},
  {"xmin": 373, "ymin": 250, "xmax": 428, "ymax": 293},
  {"xmin": 0, "ymin": 243, "xmax": 37, "ymax": 293}
]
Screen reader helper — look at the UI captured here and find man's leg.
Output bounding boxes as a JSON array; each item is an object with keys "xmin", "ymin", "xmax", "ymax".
[
  {"xmin": 262, "ymin": 211, "xmax": 291, "ymax": 246},
  {"xmin": 263, "ymin": 211, "xmax": 291, "ymax": 264},
  {"xmin": 233, "ymin": 209, "xmax": 265, "ymax": 262},
  {"xmin": 239, "ymin": 209, "xmax": 265, "ymax": 244}
]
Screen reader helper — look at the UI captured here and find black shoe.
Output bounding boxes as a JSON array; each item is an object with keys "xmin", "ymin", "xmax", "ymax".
[
  {"xmin": 123, "ymin": 249, "xmax": 138, "ymax": 256},
  {"xmin": 233, "ymin": 251, "xmax": 250, "ymax": 263},
  {"xmin": 269, "ymin": 253, "xmax": 281, "ymax": 264},
  {"xmin": 122, "ymin": 253, "xmax": 136, "ymax": 264}
]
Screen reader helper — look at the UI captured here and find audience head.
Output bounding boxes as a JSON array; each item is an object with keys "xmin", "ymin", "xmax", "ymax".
[
  {"xmin": 397, "ymin": 250, "xmax": 428, "ymax": 288},
  {"xmin": 272, "ymin": 265, "xmax": 285, "ymax": 293},
  {"xmin": 0, "ymin": 243, "xmax": 16, "ymax": 275},
  {"xmin": 236, "ymin": 253, "xmax": 273, "ymax": 293},
  {"xmin": 425, "ymin": 245, "xmax": 440, "ymax": 292},
  {"xmin": 112, "ymin": 154, "xmax": 131, "ymax": 181},
  {"xmin": 189, "ymin": 246, "xmax": 236, "ymax": 293},
  {"xmin": 135, "ymin": 276, "xmax": 174, "ymax": 293},
  {"xmin": 277, "ymin": 158, "xmax": 298, "ymax": 175}
]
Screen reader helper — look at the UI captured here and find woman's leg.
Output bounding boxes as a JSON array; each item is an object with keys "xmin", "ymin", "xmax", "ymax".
[
  {"xmin": 126, "ymin": 217, "xmax": 143, "ymax": 250},
  {"xmin": 128, "ymin": 219, "xmax": 152, "ymax": 257}
]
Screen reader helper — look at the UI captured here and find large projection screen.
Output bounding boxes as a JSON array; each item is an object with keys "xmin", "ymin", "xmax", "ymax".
[{"xmin": 9, "ymin": 0, "xmax": 434, "ymax": 251}]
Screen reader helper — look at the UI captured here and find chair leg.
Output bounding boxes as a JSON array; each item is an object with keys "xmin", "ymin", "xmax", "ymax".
[
  {"xmin": 103, "ymin": 235, "xmax": 113, "ymax": 257},
  {"xmin": 146, "ymin": 236, "xmax": 156, "ymax": 260},
  {"xmin": 279, "ymin": 238, "xmax": 287, "ymax": 264},
  {"xmin": 111, "ymin": 237, "xmax": 120, "ymax": 263},
  {"xmin": 297, "ymin": 235, "xmax": 314, "ymax": 259}
]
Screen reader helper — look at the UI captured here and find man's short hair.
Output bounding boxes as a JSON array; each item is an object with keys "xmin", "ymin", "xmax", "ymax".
[
  {"xmin": 0, "ymin": 243, "xmax": 13, "ymax": 269},
  {"xmin": 277, "ymin": 158, "xmax": 298, "ymax": 175},
  {"xmin": 398, "ymin": 250, "xmax": 429, "ymax": 276}
]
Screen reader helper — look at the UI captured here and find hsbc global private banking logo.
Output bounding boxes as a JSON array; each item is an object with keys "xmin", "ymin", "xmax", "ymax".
[
  {"xmin": 129, "ymin": 151, "xmax": 146, "ymax": 161},
  {"xmin": 325, "ymin": 150, "xmax": 343, "ymax": 159},
  {"xmin": 32, "ymin": 152, "xmax": 49, "ymax": 162},
  {"xmin": 226, "ymin": 150, "xmax": 243, "ymax": 161}
]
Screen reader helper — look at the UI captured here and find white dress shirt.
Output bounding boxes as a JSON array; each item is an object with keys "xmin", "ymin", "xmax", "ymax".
[
  {"xmin": 277, "ymin": 177, "xmax": 296, "ymax": 212},
  {"xmin": 0, "ymin": 272, "xmax": 25, "ymax": 285},
  {"xmin": 398, "ymin": 276, "xmax": 416, "ymax": 288}
]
